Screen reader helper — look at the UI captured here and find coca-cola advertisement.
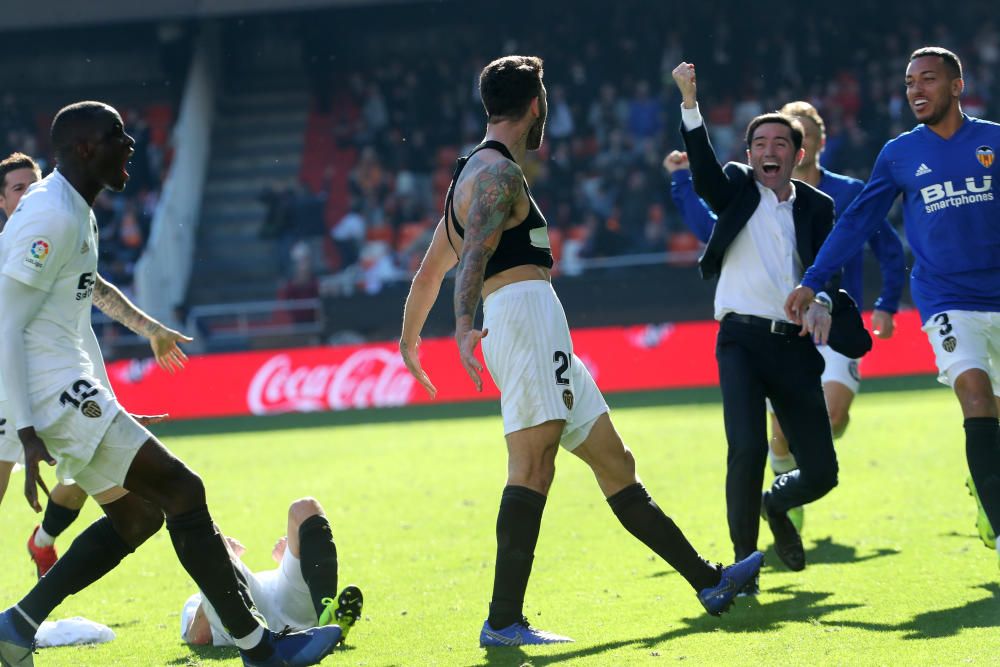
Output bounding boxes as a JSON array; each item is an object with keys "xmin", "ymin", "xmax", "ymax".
[{"xmin": 107, "ymin": 312, "xmax": 936, "ymax": 421}]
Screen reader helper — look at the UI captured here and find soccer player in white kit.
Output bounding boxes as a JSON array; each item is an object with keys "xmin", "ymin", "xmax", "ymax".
[
  {"xmin": 182, "ymin": 498, "xmax": 363, "ymax": 650},
  {"xmin": 0, "ymin": 102, "xmax": 341, "ymax": 667},
  {"xmin": 400, "ymin": 56, "xmax": 764, "ymax": 647},
  {"xmin": 0, "ymin": 151, "xmax": 192, "ymax": 580}
]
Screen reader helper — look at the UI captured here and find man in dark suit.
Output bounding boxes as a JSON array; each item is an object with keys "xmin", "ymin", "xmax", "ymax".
[{"xmin": 671, "ymin": 62, "xmax": 841, "ymax": 582}]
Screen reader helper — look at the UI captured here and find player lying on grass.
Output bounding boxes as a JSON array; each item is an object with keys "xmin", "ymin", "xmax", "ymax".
[{"xmin": 182, "ymin": 497, "xmax": 363, "ymax": 650}]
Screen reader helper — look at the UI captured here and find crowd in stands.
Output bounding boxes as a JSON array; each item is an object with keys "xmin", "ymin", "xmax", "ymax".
[{"xmin": 293, "ymin": 1, "xmax": 999, "ymax": 293}]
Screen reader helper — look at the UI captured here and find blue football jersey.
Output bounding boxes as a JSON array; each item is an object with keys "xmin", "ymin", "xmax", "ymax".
[{"xmin": 803, "ymin": 115, "xmax": 1000, "ymax": 321}]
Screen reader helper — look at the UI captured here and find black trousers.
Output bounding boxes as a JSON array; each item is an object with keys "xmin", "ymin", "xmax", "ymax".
[{"xmin": 716, "ymin": 316, "xmax": 839, "ymax": 560}]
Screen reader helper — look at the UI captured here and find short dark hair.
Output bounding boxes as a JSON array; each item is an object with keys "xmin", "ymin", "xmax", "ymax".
[
  {"xmin": 50, "ymin": 101, "xmax": 115, "ymax": 157},
  {"xmin": 745, "ymin": 113, "xmax": 803, "ymax": 151},
  {"xmin": 479, "ymin": 55, "xmax": 544, "ymax": 123},
  {"xmin": 910, "ymin": 46, "xmax": 963, "ymax": 80},
  {"xmin": 0, "ymin": 152, "xmax": 40, "ymax": 191}
]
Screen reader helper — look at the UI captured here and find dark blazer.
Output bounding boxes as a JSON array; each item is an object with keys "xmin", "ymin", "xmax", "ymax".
[{"xmin": 680, "ymin": 120, "xmax": 840, "ymax": 295}]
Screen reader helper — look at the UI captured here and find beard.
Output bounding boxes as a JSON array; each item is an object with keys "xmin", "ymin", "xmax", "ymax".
[{"xmin": 526, "ymin": 114, "xmax": 546, "ymax": 150}]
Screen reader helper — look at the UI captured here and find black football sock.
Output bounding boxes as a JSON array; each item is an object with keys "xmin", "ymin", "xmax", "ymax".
[
  {"xmin": 16, "ymin": 517, "xmax": 133, "ymax": 635},
  {"xmin": 298, "ymin": 514, "xmax": 339, "ymax": 618},
  {"xmin": 41, "ymin": 500, "xmax": 82, "ymax": 539},
  {"xmin": 608, "ymin": 483, "xmax": 721, "ymax": 592},
  {"xmin": 165, "ymin": 506, "xmax": 264, "ymax": 648},
  {"xmin": 966, "ymin": 417, "xmax": 1000, "ymax": 531},
  {"xmin": 487, "ymin": 485, "xmax": 546, "ymax": 630}
]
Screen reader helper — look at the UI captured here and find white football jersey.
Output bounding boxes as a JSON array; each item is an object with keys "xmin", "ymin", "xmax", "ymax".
[{"xmin": 0, "ymin": 170, "xmax": 99, "ymax": 399}]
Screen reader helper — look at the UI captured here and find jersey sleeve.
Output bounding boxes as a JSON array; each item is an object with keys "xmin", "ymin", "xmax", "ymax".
[
  {"xmin": 669, "ymin": 169, "xmax": 717, "ymax": 243},
  {"xmin": 1, "ymin": 211, "xmax": 78, "ymax": 292},
  {"xmin": 802, "ymin": 145, "xmax": 900, "ymax": 292}
]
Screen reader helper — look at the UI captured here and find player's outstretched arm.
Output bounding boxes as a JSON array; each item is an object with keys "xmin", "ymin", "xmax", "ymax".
[
  {"xmin": 0, "ymin": 275, "xmax": 56, "ymax": 512},
  {"xmin": 665, "ymin": 150, "xmax": 717, "ymax": 243},
  {"xmin": 453, "ymin": 159, "xmax": 521, "ymax": 392},
  {"xmin": 93, "ymin": 274, "xmax": 193, "ymax": 373},
  {"xmin": 400, "ymin": 217, "xmax": 458, "ymax": 398}
]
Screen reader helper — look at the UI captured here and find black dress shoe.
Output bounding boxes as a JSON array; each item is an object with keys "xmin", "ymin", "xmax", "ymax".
[{"xmin": 761, "ymin": 492, "xmax": 806, "ymax": 571}]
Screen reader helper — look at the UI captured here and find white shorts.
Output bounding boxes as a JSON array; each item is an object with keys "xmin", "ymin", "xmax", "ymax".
[
  {"xmin": 922, "ymin": 310, "xmax": 1000, "ymax": 395},
  {"xmin": 72, "ymin": 411, "xmax": 152, "ymax": 501},
  {"xmin": 0, "ymin": 417, "xmax": 23, "ymax": 464},
  {"xmin": 819, "ymin": 346, "xmax": 861, "ymax": 394},
  {"xmin": 481, "ymin": 280, "xmax": 608, "ymax": 451}
]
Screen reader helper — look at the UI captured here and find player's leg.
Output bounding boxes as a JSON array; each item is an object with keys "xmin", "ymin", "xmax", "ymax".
[
  {"xmin": 0, "ymin": 461, "xmax": 13, "ymax": 507},
  {"xmin": 283, "ymin": 498, "xmax": 362, "ymax": 635},
  {"xmin": 924, "ymin": 311, "xmax": 1000, "ymax": 548},
  {"xmin": 571, "ymin": 411, "xmax": 763, "ymax": 614},
  {"xmin": 120, "ymin": 436, "xmax": 272, "ymax": 651},
  {"xmin": 28, "ymin": 483, "xmax": 88, "ymax": 578},
  {"xmin": 571, "ymin": 413, "xmax": 723, "ymax": 591},
  {"xmin": 484, "ymin": 419, "xmax": 563, "ymax": 636},
  {"xmin": 123, "ymin": 435, "xmax": 343, "ymax": 665},
  {"xmin": 954, "ymin": 368, "xmax": 1000, "ymax": 537},
  {"xmin": 819, "ymin": 347, "xmax": 861, "ymax": 440},
  {"xmin": 9, "ymin": 489, "xmax": 163, "ymax": 642}
]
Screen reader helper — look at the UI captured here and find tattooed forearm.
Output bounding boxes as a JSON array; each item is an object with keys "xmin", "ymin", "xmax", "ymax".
[
  {"xmin": 93, "ymin": 275, "xmax": 165, "ymax": 339},
  {"xmin": 454, "ymin": 160, "xmax": 522, "ymax": 328}
]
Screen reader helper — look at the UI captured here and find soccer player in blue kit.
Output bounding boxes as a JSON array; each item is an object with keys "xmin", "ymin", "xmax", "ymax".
[
  {"xmin": 787, "ymin": 47, "xmax": 1000, "ymax": 565},
  {"xmin": 666, "ymin": 101, "xmax": 905, "ymax": 535}
]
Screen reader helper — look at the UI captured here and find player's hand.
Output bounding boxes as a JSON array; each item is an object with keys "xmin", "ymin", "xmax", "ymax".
[
  {"xmin": 801, "ymin": 302, "xmax": 833, "ymax": 346},
  {"xmin": 272, "ymin": 536, "xmax": 287, "ymax": 563},
  {"xmin": 663, "ymin": 150, "xmax": 690, "ymax": 174},
  {"xmin": 132, "ymin": 413, "xmax": 169, "ymax": 426},
  {"xmin": 671, "ymin": 62, "xmax": 697, "ymax": 107},
  {"xmin": 224, "ymin": 536, "xmax": 247, "ymax": 558},
  {"xmin": 150, "ymin": 327, "xmax": 193, "ymax": 374},
  {"xmin": 400, "ymin": 336, "xmax": 437, "ymax": 398},
  {"xmin": 456, "ymin": 327, "xmax": 489, "ymax": 392},
  {"xmin": 871, "ymin": 309, "xmax": 895, "ymax": 338},
  {"xmin": 18, "ymin": 427, "xmax": 55, "ymax": 513},
  {"xmin": 785, "ymin": 285, "xmax": 816, "ymax": 324}
]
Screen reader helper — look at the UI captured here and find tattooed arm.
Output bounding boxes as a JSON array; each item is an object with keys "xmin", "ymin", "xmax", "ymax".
[
  {"xmin": 453, "ymin": 158, "xmax": 523, "ymax": 391},
  {"xmin": 93, "ymin": 274, "xmax": 193, "ymax": 374}
]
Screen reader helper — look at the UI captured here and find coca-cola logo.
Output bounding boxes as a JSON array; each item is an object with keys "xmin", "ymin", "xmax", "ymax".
[{"xmin": 247, "ymin": 348, "xmax": 416, "ymax": 415}]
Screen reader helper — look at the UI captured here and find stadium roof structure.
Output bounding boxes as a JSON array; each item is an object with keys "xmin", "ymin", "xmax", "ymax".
[{"xmin": 0, "ymin": 0, "xmax": 422, "ymax": 32}]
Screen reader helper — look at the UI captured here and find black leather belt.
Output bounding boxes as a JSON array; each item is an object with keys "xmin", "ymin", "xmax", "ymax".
[{"xmin": 723, "ymin": 313, "xmax": 802, "ymax": 336}]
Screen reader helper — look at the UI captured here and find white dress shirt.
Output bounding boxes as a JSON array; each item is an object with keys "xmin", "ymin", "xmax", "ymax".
[{"xmin": 681, "ymin": 104, "xmax": 804, "ymax": 322}]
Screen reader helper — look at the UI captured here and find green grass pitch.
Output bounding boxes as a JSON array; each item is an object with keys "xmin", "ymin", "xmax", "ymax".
[{"xmin": 1, "ymin": 385, "xmax": 998, "ymax": 666}]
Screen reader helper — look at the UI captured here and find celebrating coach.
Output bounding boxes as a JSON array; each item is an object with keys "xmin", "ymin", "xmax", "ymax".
[{"xmin": 672, "ymin": 62, "xmax": 841, "ymax": 579}]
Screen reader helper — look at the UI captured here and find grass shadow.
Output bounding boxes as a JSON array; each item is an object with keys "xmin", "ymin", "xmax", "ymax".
[
  {"xmin": 829, "ymin": 582, "xmax": 1000, "ymax": 639},
  {"xmin": 476, "ymin": 584, "xmax": 859, "ymax": 664},
  {"xmin": 804, "ymin": 536, "xmax": 902, "ymax": 566},
  {"xmin": 479, "ymin": 638, "xmax": 643, "ymax": 666}
]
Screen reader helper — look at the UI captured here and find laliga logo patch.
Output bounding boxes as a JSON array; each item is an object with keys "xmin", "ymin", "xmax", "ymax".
[
  {"xmin": 23, "ymin": 237, "xmax": 51, "ymax": 272},
  {"xmin": 81, "ymin": 400, "xmax": 102, "ymax": 418},
  {"xmin": 942, "ymin": 336, "xmax": 958, "ymax": 353},
  {"xmin": 976, "ymin": 146, "xmax": 995, "ymax": 168}
]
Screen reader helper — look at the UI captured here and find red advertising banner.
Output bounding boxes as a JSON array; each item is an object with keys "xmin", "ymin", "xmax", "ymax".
[{"xmin": 107, "ymin": 310, "xmax": 936, "ymax": 420}]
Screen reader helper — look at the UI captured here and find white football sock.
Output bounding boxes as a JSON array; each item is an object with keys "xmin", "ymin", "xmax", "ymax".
[
  {"xmin": 34, "ymin": 526, "xmax": 56, "ymax": 548},
  {"xmin": 233, "ymin": 625, "xmax": 266, "ymax": 651},
  {"xmin": 769, "ymin": 449, "xmax": 798, "ymax": 475}
]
